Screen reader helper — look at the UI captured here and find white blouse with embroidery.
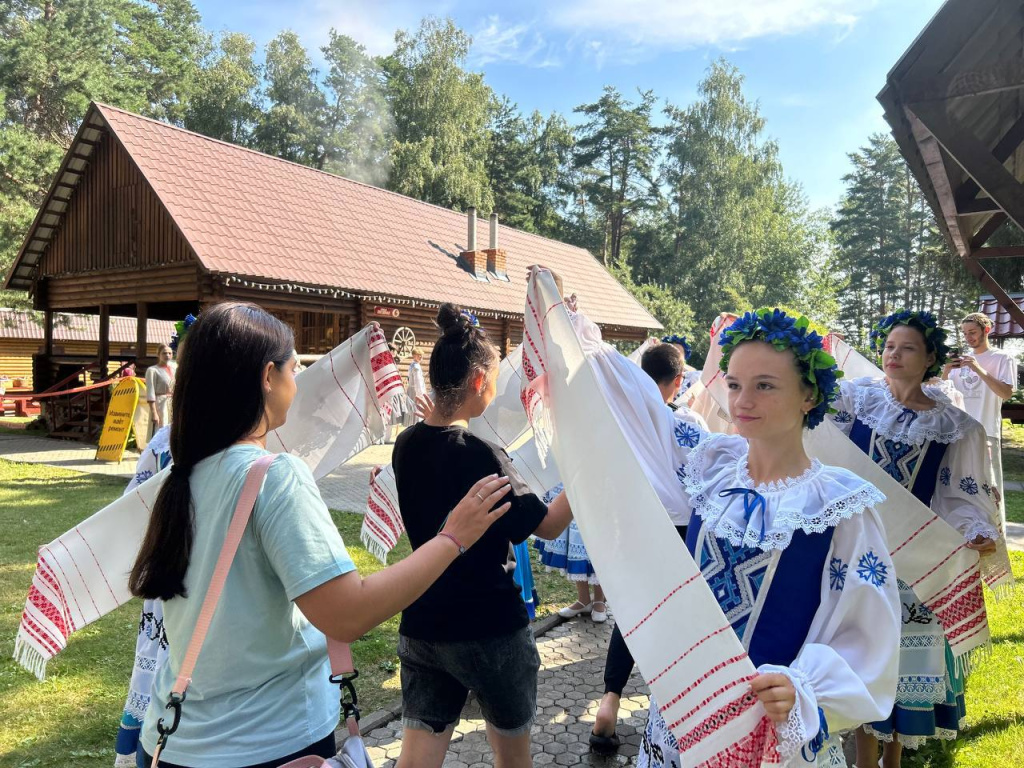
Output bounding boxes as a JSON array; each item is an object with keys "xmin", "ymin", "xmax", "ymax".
[
  {"xmin": 640, "ymin": 431, "xmax": 901, "ymax": 767},
  {"xmin": 829, "ymin": 378, "xmax": 1000, "ymax": 543}
]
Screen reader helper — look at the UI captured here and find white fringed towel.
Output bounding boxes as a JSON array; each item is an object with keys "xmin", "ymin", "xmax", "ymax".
[{"xmin": 14, "ymin": 324, "xmax": 403, "ymax": 679}]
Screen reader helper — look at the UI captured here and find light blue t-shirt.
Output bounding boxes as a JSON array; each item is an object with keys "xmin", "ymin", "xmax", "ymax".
[{"xmin": 141, "ymin": 445, "xmax": 356, "ymax": 766}]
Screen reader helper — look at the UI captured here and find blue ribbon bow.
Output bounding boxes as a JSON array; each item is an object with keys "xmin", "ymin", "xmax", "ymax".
[
  {"xmin": 718, "ymin": 487, "xmax": 767, "ymax": 543},
  {"xmin": 802, "ymin": 707, "xmax": 830, "ymax": 762},
  {"xmin": 895, "ymin": 407, "xmax": 918, "ymax": 427}
]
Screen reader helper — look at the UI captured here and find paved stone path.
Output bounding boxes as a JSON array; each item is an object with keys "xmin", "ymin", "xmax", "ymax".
[{"xmin": 362, "ymin": 615, "xmax": 651, "ymax": 767}]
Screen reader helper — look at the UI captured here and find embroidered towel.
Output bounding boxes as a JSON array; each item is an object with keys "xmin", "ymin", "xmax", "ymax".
[
  {"xmin": 520, "ymin": 267, "xmax": 781, "ymax": 767},
  {"xmin": 14, "ymin": 324, "xmax": 403, "ymax": 679}
]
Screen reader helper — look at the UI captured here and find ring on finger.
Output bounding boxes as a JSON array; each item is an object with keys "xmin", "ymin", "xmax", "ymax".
[{"xmin": 475, "ymin": 492, "xmax": 484, "ymax": 501}]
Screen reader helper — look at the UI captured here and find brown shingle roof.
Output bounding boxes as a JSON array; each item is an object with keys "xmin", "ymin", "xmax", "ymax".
[
  {"xmin": 0, "ymin": 309, "xmax": 177, "ymax": 344},
  {"xmin": 977, "ymin": 294, "xmax": 1024, "ymax": 339},
  {"xmin": 91, "ymin": 104, "xmax": 659, "ymax": 330}
]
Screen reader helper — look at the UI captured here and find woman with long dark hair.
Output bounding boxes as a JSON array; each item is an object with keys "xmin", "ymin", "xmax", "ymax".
[
  {"xmin": 131, "ymin": 302, "xmax": 512, "ymax": 768},
  {"xmin": 391, "ymin": 303, "xmax": 574, "ymax": 768}
]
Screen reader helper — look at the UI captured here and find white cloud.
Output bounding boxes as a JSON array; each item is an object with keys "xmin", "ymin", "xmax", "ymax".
[
  {"xmin": 548, "ymin": 0, "xmax": 878, "ymax": 52},
  {"xmin": 294, "ymin": 0, "xmax": 436, "ymax": 56},
  {"xmin": 468, "ymin": 15, "xmax": 561, "ymax": 68}
]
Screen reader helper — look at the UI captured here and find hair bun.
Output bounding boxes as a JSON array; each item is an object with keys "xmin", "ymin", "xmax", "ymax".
[{"xmin": 436, "ymin": 303, "xmax": 470, "ymax": 337}]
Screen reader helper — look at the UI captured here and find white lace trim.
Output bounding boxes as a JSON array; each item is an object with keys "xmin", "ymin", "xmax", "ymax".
[
  {"xmin": 862, "ymin": 724, "xmax": 959, "ymax": 750},
  {"xmin": 684, "ymin": 435, "xmax": 886, "ymax": 552},
  {"xmin": 964, "ymin": 519, "xmax": 1000, "ymax": 543},
  {"xmin": 773, "ymin": 667, "xmax": 811, "ymax": 761},
  {"xmin": 847, "ymin": 379, "xmax": 971, "ymax": 445}
]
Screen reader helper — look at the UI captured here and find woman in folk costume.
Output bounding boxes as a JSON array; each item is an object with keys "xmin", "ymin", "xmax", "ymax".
[
  {"xmin": 639, "ymin": 309, "xmax": 901, "ymax": 768},
  {"xmin": 827, "ymin": 311, "xmax": 1000, "ymax": 768}
]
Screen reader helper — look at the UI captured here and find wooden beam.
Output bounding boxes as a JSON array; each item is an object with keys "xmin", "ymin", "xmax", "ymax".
[
  {"xmin": 961, "ymin": 254, "xmax": 1024, "ymax": 332},
  {"xmin": 136, "ymin": 302, "xmax": 148, "ymax": 358},
  {"xmin": 957, "ymin": 197, "xmax": 1001, "ymax": 215},
  {"xmin": 906, "ymin": 108, "xmax": 971, "ymax": 255},
  {"xmin": 902, "ymin": 59, "xmax": 1024, "ymax": 102},
  {"xmin": 911, "ymin": 103, "xmax": 1024, "ymax": 235},
  {"xmin": 973, "ymin": 246, "xmax": 1024, "ymax": 259},
  {"xmin": 954, "ymin": 113, "xmax": 1024, "ymax": 207},
  {"xmin": 43, "ymin": 309, "xmax": 54, "ymax": 358},
  {"xmin": 970, "ymin": 212, "xmax": 1007, "ymax": 249},
  {"xmin": 98, "ymin": 305, "xmax": 110, "ymax": 377}
]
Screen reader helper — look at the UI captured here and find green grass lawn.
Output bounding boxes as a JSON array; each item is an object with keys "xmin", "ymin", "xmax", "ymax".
[
  {"xmin": 1007, "ymin": 492, "xmax": 1024, "ymax": 525},
  {"xmin": 1003, "ymin": 420, "xmax": 1024, "ymax": 483},
  {"xmin": 0, "ymin": 458, "xmax": 575, "ymax": 768}
]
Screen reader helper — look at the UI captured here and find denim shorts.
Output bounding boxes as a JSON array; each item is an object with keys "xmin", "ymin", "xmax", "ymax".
[{"xmin": 398, "ymin": 625, "xmax": 540, "ymax": 736}]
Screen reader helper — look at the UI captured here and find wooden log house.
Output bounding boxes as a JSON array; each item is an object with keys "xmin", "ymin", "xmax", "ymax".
[{"xmin": 3, "ymin": 103, "xmax": 660, "ymax": 438}]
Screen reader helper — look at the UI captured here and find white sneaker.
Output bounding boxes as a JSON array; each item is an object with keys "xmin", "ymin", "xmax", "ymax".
[
  {"xmin": 558, "ymin": 601, "xmax": 593, "ymax": 618},
  {"xmin": 591, "ymin": 601, "xmax": 608, "ymax": 623}
]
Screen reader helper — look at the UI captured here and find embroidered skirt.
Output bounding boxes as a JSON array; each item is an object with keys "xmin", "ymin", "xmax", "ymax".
[
  {"xmin": 864, "ymin": 579, "xmax": 966, "ymax": 749},
  {"xmin": 534, "ymin": 520, "xmax": 599, "ymax": 584}
]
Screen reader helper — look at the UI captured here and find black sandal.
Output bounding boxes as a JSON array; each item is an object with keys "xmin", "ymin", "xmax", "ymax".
[{"xmin": 589, "ymin": 731, "xmax": 621, "ymax": 755}]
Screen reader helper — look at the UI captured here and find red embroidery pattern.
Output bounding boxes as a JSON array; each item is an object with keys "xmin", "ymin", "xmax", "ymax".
[
  {"xmin": 28, "ymin": 585, "xmax": 68, "ymax": 639},
  {"xmin": 890, "ymin": 517, "xmax": 937, "ymax": 558},
  {"xmin": 624, "ymin": 573, "xmax": 702, "ymax": 639},
  {"xmin": 691, "ymin": 704, "xmax": 782, "ymax": 768},
  {"xmin": 661, "ymin": 654, "xmax": 750, "ymax": 718}
]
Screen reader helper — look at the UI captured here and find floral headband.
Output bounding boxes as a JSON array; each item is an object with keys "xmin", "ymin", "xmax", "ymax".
[
  {"xmin": 169, "ymin": 313, "xmax": 197, "ymax": 353},
  {"xmin": 718, "ymin": 308, "xmax": 842, "ymax": 430},
  {"xmin": 661, "ymin": 334, "xmax": 691, "ymax": 361},
  {"xmin": 460, "ymin": 309, "xmax": 480, "ymax": 328},
  {"xmin": 869, "ymin": 309, "xmax": 949, "ymax": 380}
]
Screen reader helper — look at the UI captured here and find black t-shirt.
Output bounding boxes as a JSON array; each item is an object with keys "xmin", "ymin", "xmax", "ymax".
[{"xmin": 392, "ymin": 422, "xmax": 549, "ymax": 641}]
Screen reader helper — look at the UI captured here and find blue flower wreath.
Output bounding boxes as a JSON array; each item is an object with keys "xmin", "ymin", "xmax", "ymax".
[
  {"xmin": 460, "ymin": 309, "xmax": 481, "ymax": 328},
  {"xmin": 169, "ymin": 313, "xmax": 197, "ymax": 353},
  {"xmin": 718, "ymin": 308, "xmax": 842, "ymax": 430},
  {"xmin": 661, "ymin": 334, "xmax": 692, "ymax": 361},
  {"xmin": 868, "ymin": 309, "xmax": 950, "ymax": 380}
]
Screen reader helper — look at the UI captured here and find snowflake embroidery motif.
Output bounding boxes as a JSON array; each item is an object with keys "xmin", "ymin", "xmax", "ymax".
[
  {"xmin": 674, "ymin": 422, "xmax": 702, "ymax": 448},
  {"xmin": 134, "ymin": 470, "xmax": 153, "ymax": 485},
  {"xmin": 675, "ymin": 464, "xmax": 687, "ymax": 485},
  {"xmin": 857, "ymin": 551, "xmax": 888, "ymax": 588},
  {"xmin": 939, "ymin": 467, "xmax": 951, "ymax": 487},
  {"xmin": 959, "ymin": 476, "xmax": 979, "ymax": 496},
  {"xmin": 829, "ymin": 557, "xmax": 847, "ymax": 591},
  {"xmin": 833, "ymin": 410, "xmax": 853, "ymax": 424}
]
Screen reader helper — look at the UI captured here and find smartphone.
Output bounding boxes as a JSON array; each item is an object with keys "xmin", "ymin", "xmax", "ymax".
[{"xmin": 949, "ymin": 347, "xmax": 962, "ymax": 366}]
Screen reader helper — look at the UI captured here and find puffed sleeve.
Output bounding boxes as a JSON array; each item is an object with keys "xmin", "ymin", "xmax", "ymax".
[
  {"xmin": 757, "ymin": 506, "xmax": 900, "ymax": 761},
  {"xmin": 932, "ymin": 420, "xmax": 1000, "ymax": 542}
]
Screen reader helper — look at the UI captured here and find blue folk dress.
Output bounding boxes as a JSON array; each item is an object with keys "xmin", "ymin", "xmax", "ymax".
[
  {"xmin": 639, "ymin": 432, "xmax": 901, "ymax": 768},
  {"xmin": 829, "ymin": 378, "xmax": 1000, "ymax": 749}
]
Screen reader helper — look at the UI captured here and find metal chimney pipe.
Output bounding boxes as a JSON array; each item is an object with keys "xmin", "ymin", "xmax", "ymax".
[
  {"xmin": 467, "ymin": 207, "xmax": 477, "ymax": 251},
  {"xmin": 489, "ymin": 212, "xmax": 499, "ymax": 250}
]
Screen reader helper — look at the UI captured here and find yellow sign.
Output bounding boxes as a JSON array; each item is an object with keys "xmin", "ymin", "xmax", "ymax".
[{"xmin": 96, "ymin": 378, "xmax": 143, "ymax": 462}]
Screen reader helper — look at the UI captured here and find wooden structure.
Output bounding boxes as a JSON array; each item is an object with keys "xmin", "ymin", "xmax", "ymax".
[
  {"xmin": 878, "ymin": 0, "xmax": 1024, "ymax": 332},
  {"xmin": 3, "ymin": 103, "xmax": 659, "ymax": 438}
]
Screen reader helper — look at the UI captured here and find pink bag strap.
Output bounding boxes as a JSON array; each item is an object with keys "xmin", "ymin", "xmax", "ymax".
[{"xmin": 172, "ymin": 453, "xmax": 277, "ymax": 697}]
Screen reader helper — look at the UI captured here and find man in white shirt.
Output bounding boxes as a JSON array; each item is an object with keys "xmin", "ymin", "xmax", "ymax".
[{"xmin": 943, "ymin": 312, "xmax": 1018, "ymax": 526}]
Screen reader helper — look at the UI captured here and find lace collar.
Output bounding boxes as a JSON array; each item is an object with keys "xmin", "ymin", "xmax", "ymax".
[
  {"xmin": 847, "ymin": 378, "xmax": 973, "ymax": 445},
  {"xmin": 683, "ymin": 434, "xmax": 885, "ymax": 552}
]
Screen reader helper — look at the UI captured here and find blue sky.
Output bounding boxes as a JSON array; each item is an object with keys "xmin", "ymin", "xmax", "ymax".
[{"xmin": 191, "ymin": 0, "xmax": 946, "ymax": 211}]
